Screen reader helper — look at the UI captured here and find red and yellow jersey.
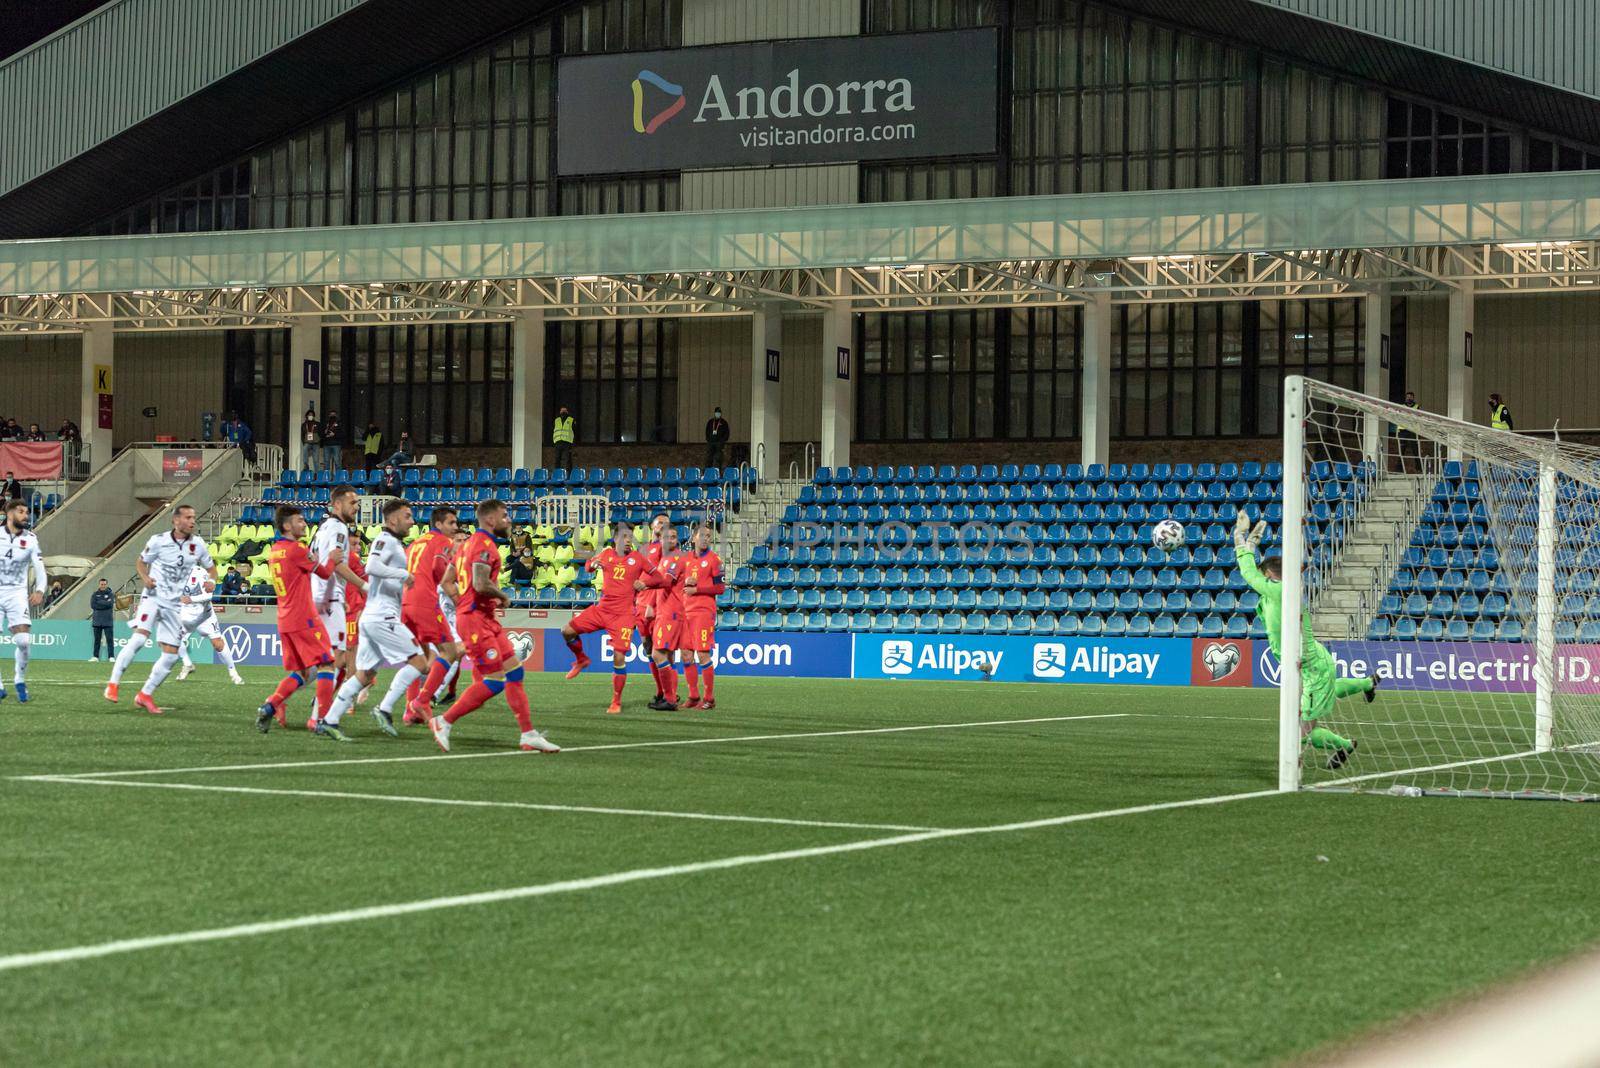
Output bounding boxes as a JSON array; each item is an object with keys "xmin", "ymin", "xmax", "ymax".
[
  {"xmin": 266, "ymin": 537, "xmax": 335, "ymax": 634},
  {"xmin": 682, "ymin": 549, "xmax": 724, "ymax": 616},
  {"xmin": 634, "ymin": 539, "xmax": 665, "ymax": 612},
  {"xmin": 589, "ymin": 546, "xmax": 656, "ymax": 611},
  {"xmin": 652, "ymin": 550, "xmax": 690, "ymax": 619},
  {"xmin": 453, "ymin": 530, "xmax": 502, "ymax": 617},
  {"xmin": 344, "ymin": 549, "xmax": 368, "ymax": 617},
  {"xmin": 403, "ymin": 530, "xmax": 452, "ymax": 616}
]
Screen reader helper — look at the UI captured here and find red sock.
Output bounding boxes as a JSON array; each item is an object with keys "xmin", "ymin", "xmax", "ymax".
[
  {"xmin": 684, "ymin": 662, "xmax": 700, "ymax": 701},
  {"xmin": 648, "ymin": 661, "xmax": 663, "ymax": 697},
  {"xmin": 443, "ymin": 680, "xmax": 495, "ymax": 724},
  {"xmin": 315, "ymin": 673, "xmax": 336, "ymax": 717},
  {"xmin": 666, "ymin": 665, "xmax": 679, "ymax": 703},
  {"xmin": 267, "ymin": 673, "xmax": 303, "ymax": 709},
  {"xmin": 505, "ymin": 681, "xmax": 532, "ymax": 733},
  {"xmin": 702, "ymin": 664, "xmax": 714, "ymax": 701},
  {"xmin": 611, "ymin": 671, "xmax": 626, "ymax": 703},
  {"xmin": 417, "ymin": 658, "xmax": 449, "ymax": 702},
  {"xmin": 565, "ymin": 636, "xmax": 586, "ymax": 662},
  {"xmin": 407, "ymin": 678, "xmax": 422, "ymax": 702}
]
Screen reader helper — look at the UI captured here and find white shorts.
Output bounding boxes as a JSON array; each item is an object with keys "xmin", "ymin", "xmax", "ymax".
[
  {"xmin": 129, "ymin": 591, "xmax": 158, "ymax": 631},
  {"xmin": 321, "ymin": 602, "xmax": 347, "ymax": 652},
  {"xmin": 442, "ymin": 608, "xmax": 460, "ymax": 643},
  {"xmin": 181, "ymin": 607, "xmax": 221, "ymax": 641},
  {"xmin": 0, "ymin": 588, "xmax": 31, "ymax": 631},
  {"xmin": 356, "ymin": 617, "xmax": 421, "ymax": 673},
  {"xmin": 143, "ymin": 600, "xmax": 185, "ymax": 649}
]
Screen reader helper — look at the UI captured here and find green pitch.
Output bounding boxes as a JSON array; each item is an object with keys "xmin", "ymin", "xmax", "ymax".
[{"xmin": 2, "ymin": 663, "xmax": 1596, "ymax": 1065}]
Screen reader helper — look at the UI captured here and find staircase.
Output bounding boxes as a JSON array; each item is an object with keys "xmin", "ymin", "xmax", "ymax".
[
  {"xmin": 1310, "ymin": 473, "xmax": 1431, "ymax": 639},
  {"xmin": 723, "ymin": 477, "xmax": 808, "ymax": 573}
]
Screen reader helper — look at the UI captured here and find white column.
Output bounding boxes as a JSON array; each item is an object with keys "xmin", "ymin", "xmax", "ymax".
[
  {"xmin": 80, "ymin": 323, "xmax": 114, "ymax": 475},
  {"xmin": 1446, "ymin": 281, "xmax": 1475, "ymax": 460},
  {"xmin": 1535, "ymin": 459, "xmax": 1557, "ymax": 752},
  {"xmin": 819, "ymin": 305, "xmax": 852, "ymax": 471},
  {"xmin": 1362, "ymin": 288, "xmax": 1390, "ymax": 464},
  {"xmin": 286, "ymin": 308, "xmax": 322, "ymax": 472},
  {"xmin": 1279, "ymin": 375, "xmax": 1309, "ymax": 792},
  {"xmin": 748, "ymin": 306, "xmax": 782, "ymax": 479},
  {"xmin": 1080, "ymin": 292, "xmax": 1112, "ymax": 468},
  {"xmin": 510, "ymin": 307, "xmax": 545, "ymax": 472}
]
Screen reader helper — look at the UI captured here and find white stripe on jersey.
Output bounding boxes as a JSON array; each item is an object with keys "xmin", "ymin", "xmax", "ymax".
[
  {"xmin": 139, "ymin": 532, "xmax": 213, "ymax": 603},
  {"xmin": 362, "ymin": 532, "xmax": 408, "ymax": 623},
  {"xmin": 312, "ymin": 517, "xmax": 350, "ymax": 606}
]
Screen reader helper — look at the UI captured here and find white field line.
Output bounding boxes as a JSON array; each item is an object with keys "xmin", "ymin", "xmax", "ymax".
[
  {"xmin": 1314, "ymin": 748, "xmax": 1544, "ymax": 790},
  {"xmin": 0, "ymin": 785, "xmax": 1280, "ymax": 974},
  {"xmin": 13, "ymin": 714, "xmax": 1129, "ymax": 782},
  {"xmin": 28, "ymin": 777, "xmax": 938, "ymax": 833}
]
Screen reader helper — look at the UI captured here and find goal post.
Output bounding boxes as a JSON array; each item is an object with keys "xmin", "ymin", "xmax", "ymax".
[{"xmin": 1282, "ymin": 374, "xmax": 1600, "ymax": 801}]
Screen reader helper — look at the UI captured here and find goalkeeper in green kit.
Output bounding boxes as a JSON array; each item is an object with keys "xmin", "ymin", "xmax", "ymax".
[{"xmin": 1233, "ymin": 510, "xmax": 1378, "ymax": 770}]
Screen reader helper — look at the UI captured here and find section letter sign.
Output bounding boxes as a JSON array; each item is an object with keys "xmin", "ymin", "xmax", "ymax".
[{"xmin": 557, "ymin": 29, "xmax": 998, "ymax": 174}]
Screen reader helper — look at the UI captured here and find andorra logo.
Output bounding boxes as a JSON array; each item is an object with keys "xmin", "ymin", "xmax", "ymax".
[{"xmin": 631, "ymin": 69, "xmax": 685, "ymax": 134}]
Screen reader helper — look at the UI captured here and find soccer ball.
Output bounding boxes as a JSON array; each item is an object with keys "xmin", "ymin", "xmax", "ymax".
[{"xmin": 1151, "ymin": 519, "xmax": 1186, "ymax": 552}]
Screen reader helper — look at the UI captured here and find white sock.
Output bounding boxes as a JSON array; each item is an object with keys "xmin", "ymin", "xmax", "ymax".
[
  {"xmin": 325, "ymin": 675, "xmax": 363, "ymax": 725},
  {"xmin": 12, "ymin": 632, "xmax": 29, "ymax": 684},
  {"xmin": 441, "ymin": 658, "xmax": 461, "ymax": 691},
  {"xmin": 141, "ymin": 651, "xmax": 179, "ymax": 695},
  {"xmin": 379, "ymin": 663, "xmax": 425, "ymax": 714},
  {"xmin": 215, "ymin": 642, "xmax": 237, "ymax": 672},
  {"xmin": 180, "ymin": 648, "xmax": 193, "ymax": 669},
  {"xmin": 110, "ymin": 632, "xmax": 148, "ymax": 684}
]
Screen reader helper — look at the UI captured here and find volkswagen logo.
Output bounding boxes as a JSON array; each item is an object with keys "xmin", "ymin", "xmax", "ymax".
[{"xmin": 222, "ymin": 625, "xmax": 254, "ymax": 664}]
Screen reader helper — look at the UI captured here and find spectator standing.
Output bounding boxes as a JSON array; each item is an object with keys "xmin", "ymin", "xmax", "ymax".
[
  {"xmin": 299, "ymin": 409, "xmax": 321, "ymax": 472},
  {"xmin": 90, "ymin": 578, "xmax": 116, "ymax": 662},
  {"xmin": 362, "ymin": 422, "xmax": 384, "ymax": 470},
  {"xmin": 1, "ymin": 471, "xmax": 21, "ymax": 501},
  {"xmin": 222, "ymin": 412, "xmax": 256, "ymax": 464},
  {"xmin": 552, "ymin": 406, "xmax": 575, "ymax": 472},
  {"xmin": 1489, "ymin": 393, "xmax": 1514, "ymax": 431},
  {"xmin": 704, "ymin": 406, "xmax": 730, "ymax": 468},
  {"xmin": 1395, "ymin": 391, "xmax": 1421, "ymax": 473},
  {"xmin": 57, "ymin": 417, "xmax": 83, "ymax": 475},
  {"xmin": 320, "ymin": 411, "xmax": 342, "ymax": 473}
]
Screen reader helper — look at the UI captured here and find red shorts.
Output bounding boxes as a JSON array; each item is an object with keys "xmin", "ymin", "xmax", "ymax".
[
  {"xmin": 681, "ymin": 613, "xmax": 716, "ymax": 653},
  {"xmin": 651, "ymin": 612, "xmax": 680, "ymax": 652},
  {"xmin": 457, "ymin": 611, "xmax": 516, "ymax": 672},
  {"xmin": 280, "ymin": 627, "xmax": 334, "ymax": 674},
  {"xmin": 403, "ymin": 603, "xmax": 454, "ymax": 647},
  {"xmin": 572, "ymin": 601, "xmax": 635, "ymax": 650}
]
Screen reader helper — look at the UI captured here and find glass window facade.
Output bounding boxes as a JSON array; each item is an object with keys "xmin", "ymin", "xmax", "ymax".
[{"xmin": 552, "ymin": 320, "xmax": 679, "ymax": 444}]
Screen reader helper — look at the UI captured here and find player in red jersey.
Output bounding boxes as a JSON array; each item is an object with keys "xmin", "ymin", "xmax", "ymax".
[
  {"xmin": 402, "ymin": 506, "xmax": 461, "ymax": 724},
  {"xmin": 646, "ymin": 524, "xmax": 689, "ymax": 710},
  {"xmin": 428, "ymin": 499, "xmax": 558, "ymax": 754},
  {"xmin": 339, "ymin": 530, "xmax": 367, "ymax": 694},
  {"xmin": 679, "ymin": 522, "xmax": 725, "ymax": 709},
  {"xmin": 254, "ymin": 505, "xmax": 344, "ymax": 736},
  {"xmin": 561, "ymin": 519, "xmax": 657, "ymax": 715},
  {"xmin": 634, "ymin": 512, "xmax": 671, "ymax": 702}
]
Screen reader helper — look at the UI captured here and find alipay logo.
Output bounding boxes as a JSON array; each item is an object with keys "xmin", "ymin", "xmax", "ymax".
[
  {"xmin": 881, "ymin": 640, "xmax": 914, "ymax": 675},
  {"xmin": 1032, "ymin": 642, "xmax": 1068, "ymax": 679}
]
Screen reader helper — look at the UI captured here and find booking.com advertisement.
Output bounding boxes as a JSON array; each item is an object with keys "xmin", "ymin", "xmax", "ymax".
[{"xmin": 554, "ymin": 630, "xmax": 853, "ymax": 678}]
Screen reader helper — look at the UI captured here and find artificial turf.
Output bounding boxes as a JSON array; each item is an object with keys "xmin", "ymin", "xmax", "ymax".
[{"xmin": 1, "ymin": 661, "xmax": 1596, "ymax": 1066}]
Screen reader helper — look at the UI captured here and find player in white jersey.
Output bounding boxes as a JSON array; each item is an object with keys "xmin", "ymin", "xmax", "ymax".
[
  {"xmin": 0, "ymin": 497, "xmax": 47, "ymax": 703},
  {"xmin": 320, "ymin": 498, "xmax": 430, "ymax": 740},
  {"xmin": 309, "ymin": 484, "xmax": 367, "ymax": 726},
  {"xmin": 174, "ymin": 564, "xmax": 244, "ymax": 685},
  {"xmin": 116, "ymin": 505, "xmax": 216, "ymax": 715}
]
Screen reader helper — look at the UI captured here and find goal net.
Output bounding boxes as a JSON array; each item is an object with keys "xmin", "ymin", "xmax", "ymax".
[{"xmin": 1281, "ymin": 375, "xmax": 1600, "ymax": 800}]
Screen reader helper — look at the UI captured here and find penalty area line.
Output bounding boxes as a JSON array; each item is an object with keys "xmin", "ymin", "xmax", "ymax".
[
  {"xmin": 28, "ymin": 777, "xmax": 940, "ymax": 833},
  {"xmin": 0, "ymin": 784, "xmax": 1279, "ymax": 974},
  {"xmin": 15, "ymin": 714, "xmax": 1129, "ymax": 782}
]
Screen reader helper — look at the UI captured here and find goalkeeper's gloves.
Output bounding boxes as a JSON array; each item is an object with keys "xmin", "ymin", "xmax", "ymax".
[{"xmin": 1233, "ymin": 509, "xmax": 1268, "ymax": 553}]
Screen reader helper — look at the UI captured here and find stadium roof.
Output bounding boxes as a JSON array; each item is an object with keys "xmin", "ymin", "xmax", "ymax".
[{"xmin": 2, "ymin": 171, "xmax": 1599, "ymax": 333}]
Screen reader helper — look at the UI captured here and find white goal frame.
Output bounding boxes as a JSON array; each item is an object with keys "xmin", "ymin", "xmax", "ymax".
[{"xmin": 1279, "ymin": 375, "xmax": 1566, "ymax": 793}]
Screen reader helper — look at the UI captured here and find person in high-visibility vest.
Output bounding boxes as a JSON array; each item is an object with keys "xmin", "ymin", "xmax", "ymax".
[
  {"xmin": 551, "ymin": 406, "xmax": 575, "ymax": 471},
  {"xmin": 1488, "ymin": 393, "xmax": 1514, "ymax": 432}
]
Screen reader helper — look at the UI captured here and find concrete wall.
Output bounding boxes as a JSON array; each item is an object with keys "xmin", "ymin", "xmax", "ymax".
[{"xmin": 1403, "ymin": 291, "xmax": 1600, "ymax": 431}]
